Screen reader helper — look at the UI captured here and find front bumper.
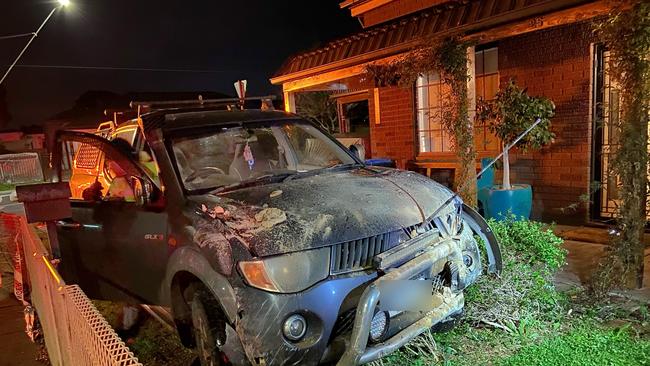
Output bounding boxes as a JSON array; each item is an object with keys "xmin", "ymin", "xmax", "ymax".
[
  {"xmin": 234, "ymin": 226, "xmax": 479, "ymax": 366},
  {"xmin": 336, "ymin": 229, "xmax": 471, "ymax": 366}
]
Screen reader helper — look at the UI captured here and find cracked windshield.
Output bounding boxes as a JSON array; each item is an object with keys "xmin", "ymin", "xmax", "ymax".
[{"xmin": 172, "ymin": 121, "xmax": 356, "ymax": 191}]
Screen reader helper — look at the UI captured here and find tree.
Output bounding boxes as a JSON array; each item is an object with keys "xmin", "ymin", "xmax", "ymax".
[
  {"xmin": 295, "ymin": 92, "xmax": 338, "ymax": 134},
  {"xmin": 476, "ymin": 80, "xmax": 555, "ymax": 190}
]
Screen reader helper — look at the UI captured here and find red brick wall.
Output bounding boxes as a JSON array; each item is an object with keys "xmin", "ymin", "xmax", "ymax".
[
  {"xmin": 498, "ymin": 22, "xmax": 594, "ymax": 224},
  {"xmin": 361, "ymin": 0, "xmax": 449, "ymax": 28},
  {"xmin": 369, "ymin": 86, "xmax": 415, "ymax": 169}
]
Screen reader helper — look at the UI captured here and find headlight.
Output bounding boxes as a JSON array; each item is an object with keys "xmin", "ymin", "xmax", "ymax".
[{"xmin": 238, "ymin": 247, "xmax": 330, "ymax": 293}]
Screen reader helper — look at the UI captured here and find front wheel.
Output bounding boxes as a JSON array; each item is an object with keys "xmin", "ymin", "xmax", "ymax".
[{"xmin": 190, "ymin": 289, "xmax": 229, "ymax": 366}]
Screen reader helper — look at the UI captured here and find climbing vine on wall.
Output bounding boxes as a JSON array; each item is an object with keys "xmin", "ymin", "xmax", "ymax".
[
  {"xmin": 365, "ymin": 37, "xmax": 477, "ymax": 206},
  {"xmin": 593, "ymin": 2, "xmax": 650, "ymax": 290}
]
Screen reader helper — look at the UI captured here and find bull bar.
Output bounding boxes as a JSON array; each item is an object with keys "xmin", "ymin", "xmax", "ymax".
[{"xmin": 336, "ymin": 230, "xmax": 467, "ymax": 366}]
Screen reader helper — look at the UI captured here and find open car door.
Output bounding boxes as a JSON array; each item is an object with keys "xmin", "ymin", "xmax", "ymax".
[{"xmin": 53, "ymin": 130, "xmax": 168, "ymax": 305}]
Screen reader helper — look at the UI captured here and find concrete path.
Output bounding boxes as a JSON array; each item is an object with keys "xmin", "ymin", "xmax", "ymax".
[
  {"xmin": 554, "ymin": 226, "xmax": 650, "ymax": 302},
  {"xmin": 0, "ymin": 283, "xmax": 41, "ymax": 366},
  {"xmin": 0, "ymin": 202, "xmax": 41, "ymax": 365}
]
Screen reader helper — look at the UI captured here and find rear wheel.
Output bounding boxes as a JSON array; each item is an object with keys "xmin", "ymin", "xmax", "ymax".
[{"xmin": 189, "ymin": 287, "xmax": 229, "ymax": 366}]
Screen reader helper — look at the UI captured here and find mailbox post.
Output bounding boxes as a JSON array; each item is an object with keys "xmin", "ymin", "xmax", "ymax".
[{"xmin": 16, "ymin": 182, "xmax": 71, "ymax": 259}]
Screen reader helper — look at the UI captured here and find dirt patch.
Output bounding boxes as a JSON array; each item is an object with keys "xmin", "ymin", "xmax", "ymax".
[
  {"xmin": 200, "ymin": 203, "xmax": 286, "ymax": 237},
  {"xmin": 93, "ymin": 301, "xmax": 196, "ymax": 366}
]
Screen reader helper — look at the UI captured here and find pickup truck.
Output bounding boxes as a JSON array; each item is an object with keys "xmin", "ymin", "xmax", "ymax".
[{"xmin": 52, "ymin": 104, "xmax": 501, "ymax": 366}]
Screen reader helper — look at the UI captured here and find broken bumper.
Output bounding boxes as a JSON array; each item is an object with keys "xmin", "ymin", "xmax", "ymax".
[
  {"xmin": 234, "ymin": 227, "xmax": 478, "ymax": 366},
  {"xmin": 336, "ymin": 231, "xmax": 470, "ymax": 366}
]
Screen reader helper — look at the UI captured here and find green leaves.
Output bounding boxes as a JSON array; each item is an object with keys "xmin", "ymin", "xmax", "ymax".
[
  {"xmin": 476, "ymin": 80, "xmax": 555, "ymax": 152},
  {"xmin": 498, "ymin": 326, "xmax": 650, "ymax": 366},
  {"xmin": 592, "ymin": 1, "xmax": 650, "ymax": 289},
  {"xmin": 489, "ymin": 215, "xmax": 566, "ymax": 271}
]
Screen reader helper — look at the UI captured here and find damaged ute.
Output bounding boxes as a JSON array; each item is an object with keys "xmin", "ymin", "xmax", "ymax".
[{"xmin": 52, "ymin": 106, "xmax": 501, "ymax": 366}]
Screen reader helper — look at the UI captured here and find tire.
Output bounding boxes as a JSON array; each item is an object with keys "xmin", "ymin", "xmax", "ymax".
[{"xmin": 189, "ymin": 287, "xmax": 229, "ymax": 366}]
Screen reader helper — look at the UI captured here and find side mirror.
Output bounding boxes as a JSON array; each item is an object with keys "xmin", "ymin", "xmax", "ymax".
[{"xmin": 349, "ymin": 143, "xmax": 365, "ymax": 161}]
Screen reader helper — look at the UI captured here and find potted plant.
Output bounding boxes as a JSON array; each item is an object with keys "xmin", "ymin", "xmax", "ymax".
[{"xmin": 476, "ymin": 80, "xmax": 555, "ymax": 220}]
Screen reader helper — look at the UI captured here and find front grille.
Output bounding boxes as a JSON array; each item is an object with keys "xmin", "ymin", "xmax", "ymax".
[
  {"xmin": 404, "ymin": 219, "xmax": 436, "ymax": 240},
  {"xmin": 330, "ymin": 232, "xmax": 395, "ymax": 274}
]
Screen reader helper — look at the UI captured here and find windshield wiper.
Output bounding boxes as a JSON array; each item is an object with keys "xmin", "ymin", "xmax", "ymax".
[
  {"xmin": 283, "ymin": 162, "xmax": 363, "ymax": 182},
  {"xmin": 212, "ymin": 172, "xmax": 297, "ymax": 194}
]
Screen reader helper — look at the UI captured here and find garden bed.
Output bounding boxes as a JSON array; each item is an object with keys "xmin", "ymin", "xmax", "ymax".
[
  {"xmin": 374, "ymin": 218, "xmax": 650, "ymax": 366},
  {"xmin": 93, "ymin": 301, "xmax": 196, "ymax": 366}
]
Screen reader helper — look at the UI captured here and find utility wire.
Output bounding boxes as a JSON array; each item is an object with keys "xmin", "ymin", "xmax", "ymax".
[
  {"xmin": 0, "ymin": 33, "xmax": 36, "ymax": 40},
  {"xmin": 6, "ymin": 64, "xmax": 240, "ymax": 73},
  {"xmin": 0, "ymin": 7, "xmax": 58, "ymax": 85}
]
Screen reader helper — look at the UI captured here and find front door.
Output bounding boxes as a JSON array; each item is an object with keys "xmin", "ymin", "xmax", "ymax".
[{"xmin": 54, "ymin": 131, "xmax": 168, "ymax": 304}]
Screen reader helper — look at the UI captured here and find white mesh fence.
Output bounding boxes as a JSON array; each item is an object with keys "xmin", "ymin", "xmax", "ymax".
[{"xmin": 0, "ymin": 213, "xmax": 141, "ymax": 366}]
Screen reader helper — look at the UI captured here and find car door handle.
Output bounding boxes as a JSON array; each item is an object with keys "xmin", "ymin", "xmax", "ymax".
[{"xmin": 55, "ymin": 220, "xmax": 82, "ymax": 230}]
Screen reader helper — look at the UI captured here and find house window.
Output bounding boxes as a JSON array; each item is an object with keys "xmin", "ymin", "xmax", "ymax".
[
  {"xmin": 416, "ymin": 72, "xmax": 453, "ymax": 153},
  {"xmin": 474, "ymin": 47, "xmax": 500, "ymax": 152},
  {"xmin": 415, "ymin": 47, "xmax": 500, "ymax": 154}
]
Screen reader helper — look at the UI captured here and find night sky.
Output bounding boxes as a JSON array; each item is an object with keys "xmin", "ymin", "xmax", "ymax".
[{"xmin": 0, "ymin": 0, "xmax": 360, "ymax": 127}]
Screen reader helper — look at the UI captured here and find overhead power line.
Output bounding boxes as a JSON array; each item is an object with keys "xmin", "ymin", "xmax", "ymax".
[
  {"xmin": 0, "ymin": 33, "xmax": 36, "ymax": 40},
  {"xmin": 7, "ymin": 64, "xmax": 239, "ymax": 73},
  {"xmin": 0, "ymin": 7, "xmax": 58, "ymax": 85}
]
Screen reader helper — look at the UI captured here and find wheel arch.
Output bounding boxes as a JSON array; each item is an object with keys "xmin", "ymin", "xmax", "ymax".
[
  {"xmin": 164, "ymin": 246, "xmax": 239, "ymax": 344},
  {"xmin": 462, "ymin": 203, "xmax": 503, "ymax": 274}
]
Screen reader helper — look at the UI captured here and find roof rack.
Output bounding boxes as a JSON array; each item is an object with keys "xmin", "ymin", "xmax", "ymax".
[{"xmin": 129, "ymin": 94, "xmax": 277, "ymax": 110}]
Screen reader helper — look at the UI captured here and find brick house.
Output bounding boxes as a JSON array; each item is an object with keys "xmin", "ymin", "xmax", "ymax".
[{"xmin": 271, "ymin": 0, "xmax": 626, "ymax": 225}]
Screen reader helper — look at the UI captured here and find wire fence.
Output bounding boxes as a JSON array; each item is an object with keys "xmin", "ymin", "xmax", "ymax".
[
  {"xmin": 0, "ymin": 153, "xmax": 44, "ymax": 187},
  {"xmin": 0, "ymin": 213, "xmax": 142, "ymax": 366}
]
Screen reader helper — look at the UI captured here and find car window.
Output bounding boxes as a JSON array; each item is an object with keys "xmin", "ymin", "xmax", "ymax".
[
  {"xmin": 171, "ymin": 120, "xmax": 355, "ymax": 192},
  {"xmin": 110, "ymin": 124, "xmax": 161, "ymax": 187},
  {"xmin": 58, "ymin": 133, "xmax": 148, "ymax": 202}
]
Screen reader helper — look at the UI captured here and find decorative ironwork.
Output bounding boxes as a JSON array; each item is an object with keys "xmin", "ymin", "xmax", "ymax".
[{"xmin": 593, "ymin": 46, "xmax": 623, "ymax": 220}]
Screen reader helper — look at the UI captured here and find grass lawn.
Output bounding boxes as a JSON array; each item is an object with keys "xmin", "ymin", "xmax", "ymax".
[
  {"xmin": 0, "ymin": 183, "xmax": 15, "ymax": 192},
  {"xmin": 373, "ymin": 294, "xmax": 650, "ymax": 366},
  {"xmin": 500, "ymin": 326, "xmax": 650, "ymax": 366},
  {"xmin": 93, "ymin": 300, "xmax": 196, "ymax": 365}
]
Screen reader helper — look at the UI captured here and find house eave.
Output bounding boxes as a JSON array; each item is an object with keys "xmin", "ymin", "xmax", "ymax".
[{"xmin": 271, "ymin": 0, "xmax": 622, "ymax": 87}]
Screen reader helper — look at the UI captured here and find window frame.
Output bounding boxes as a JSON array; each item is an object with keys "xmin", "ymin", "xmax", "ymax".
[{"xmin": 414, "ymin": 45, "xmax": 500, "ymax": 157}]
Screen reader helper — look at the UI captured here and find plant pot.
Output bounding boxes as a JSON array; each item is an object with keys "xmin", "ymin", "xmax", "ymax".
[{"xmin": 485, "ymin": 184, "xmax": 532, "ymax": 220}]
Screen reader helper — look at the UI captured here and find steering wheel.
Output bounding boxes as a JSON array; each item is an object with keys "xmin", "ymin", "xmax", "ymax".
[{"xmin": 185, "ymin": 167, "xmax": 226, "ymax": 183}]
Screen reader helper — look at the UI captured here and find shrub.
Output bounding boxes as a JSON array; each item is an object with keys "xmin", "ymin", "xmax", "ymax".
[
  {"xmin": 465, "ymin": 217, "xmax": 567, "ymax": 326},
  {"xmin": 489, "ymin": 215, "xmax": 566, "ymax": 271}
]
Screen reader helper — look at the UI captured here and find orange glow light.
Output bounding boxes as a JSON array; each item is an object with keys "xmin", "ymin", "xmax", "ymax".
[{"xmin": 238, "ymin": 260, "xmax": 278, "ymax": 292}]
